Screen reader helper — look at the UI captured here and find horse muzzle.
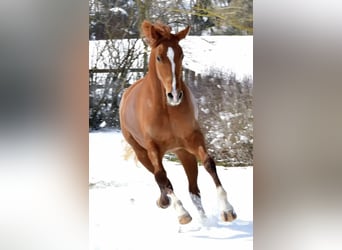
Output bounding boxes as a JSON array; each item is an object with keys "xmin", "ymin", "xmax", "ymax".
[{"xmin": 166, "ymin": 90, "xmax": 183, "ymax": 106}]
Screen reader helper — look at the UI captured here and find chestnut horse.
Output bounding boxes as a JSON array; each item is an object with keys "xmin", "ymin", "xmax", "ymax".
[{"xmin": 119, "ymin": 20, "xmax": 236, "ymax": 224}]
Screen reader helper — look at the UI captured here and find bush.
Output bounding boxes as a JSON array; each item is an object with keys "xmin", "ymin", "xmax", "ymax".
[{"xmin": 185, "ymin": 68, "xmax": 253, "ymax": 166}]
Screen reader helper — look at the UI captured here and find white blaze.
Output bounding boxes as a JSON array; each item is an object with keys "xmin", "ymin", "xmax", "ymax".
[{"xmin": 167, "ymin": 47, "xmax": 177, "ymax": 94}]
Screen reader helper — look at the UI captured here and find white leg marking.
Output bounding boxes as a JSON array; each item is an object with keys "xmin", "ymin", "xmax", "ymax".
[
  {"xmin": 190, "ymin": 193, "xmax": 206, "ymax": 219},
  {"xmin": 167, "ymin": 47, "xmax": 177, "ymax": 95},
  {"xmin": 217, "ymin": 186, "xmax": 234, "ymax": 212},
  {"xmin": 169, "ymin": 192, "xmax": 190, "ymax": 218}
]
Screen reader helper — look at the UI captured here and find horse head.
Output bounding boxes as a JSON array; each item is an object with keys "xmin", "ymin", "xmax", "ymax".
[{"xmin": 141, "ymin": 20, "xmax": 190, "ymax": 106}]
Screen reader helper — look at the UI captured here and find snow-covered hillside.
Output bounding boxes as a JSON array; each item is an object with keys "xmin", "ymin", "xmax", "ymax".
[
  {"xmin": 89, "ymin": 130, "xmax": 253, "ymax": 250},
  {"xmin": 89, "ymin": 36, "xmax": 253, "ymax": 81},
  {"xmin": 180, "ymin": 36, "xmax": 253, "ymax": 80}
]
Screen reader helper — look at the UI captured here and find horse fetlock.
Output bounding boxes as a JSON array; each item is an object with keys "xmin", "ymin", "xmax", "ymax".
[{"xmin": 156, "ymin": 196, "xmax": 171, "ymax": 209}]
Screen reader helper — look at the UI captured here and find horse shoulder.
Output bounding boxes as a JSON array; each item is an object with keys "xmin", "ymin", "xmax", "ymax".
[
  {"xmin": 120, "ymin": 79, "xmax": 147, "ymax": 134},
  {"xmin": 122, "ymin": 78, "xmax": 144, "ymax": 100}
]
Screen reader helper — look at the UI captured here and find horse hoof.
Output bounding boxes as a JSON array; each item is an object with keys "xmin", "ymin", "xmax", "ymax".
[
  {"xmin": 221, "ymin": 210, "xmax": 237, "ymax": 222},
  {"xmin": 178, "ymin": 213, "xmax": 192, "ymax": 225},
  {"xmin": 156, "ymin": 196, "xmax": 170, "ymax": 209}
]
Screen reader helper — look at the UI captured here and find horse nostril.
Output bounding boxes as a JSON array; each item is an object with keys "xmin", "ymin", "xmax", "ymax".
[
  {"xmin": 167, "ymin": 92, "xmax": 173, "ymax": 99},
  {"xmin": 178, "ymin": 91, "xmax": 183, "ymax": 99}
]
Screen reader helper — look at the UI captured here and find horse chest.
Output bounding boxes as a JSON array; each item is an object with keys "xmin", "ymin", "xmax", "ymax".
[{"xmin": 146, "ymin": 112, "xmax": 196, "ymax": 145}]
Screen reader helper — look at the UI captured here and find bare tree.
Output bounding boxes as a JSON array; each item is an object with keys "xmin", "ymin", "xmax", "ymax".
[{"xmin": 89, "ymin": 0, "xmax": 145, "ymax": 129}]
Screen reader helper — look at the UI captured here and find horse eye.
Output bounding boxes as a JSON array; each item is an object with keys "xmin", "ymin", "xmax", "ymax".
[{"xmin": 156, "ymin": 55, "xmax": 161, "ymax": 62}]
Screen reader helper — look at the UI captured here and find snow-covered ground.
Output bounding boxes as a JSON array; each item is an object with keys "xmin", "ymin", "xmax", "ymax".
[{"xmin": 89, "ymin": 130, "xmax": 253, "ymax": 250}]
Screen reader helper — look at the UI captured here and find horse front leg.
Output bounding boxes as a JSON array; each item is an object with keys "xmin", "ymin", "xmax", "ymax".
[
  {"xmin": 147, "ymin": 143, "xmax": 192, "ymax": 224},
  {"xmin": 186, "ymin": 132, "xmax": 237, "ymax": 222},
  {"xmin": 154, "ymin": 166, "xmax": 192, "ymax": 225},
  {"xmin": 201, "ymin": 147, "xmax": 237, "ymax": 222},
  {"xmin": 175, "ymin": 149, "xmax": 207, "ymax": 220}
]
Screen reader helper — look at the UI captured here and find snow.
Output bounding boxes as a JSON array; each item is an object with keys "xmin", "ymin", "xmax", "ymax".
[
  {"xmin": 180, "ymin": 36, "xmax": 253, "ymax": 80},
  {"xmin": 109, "ymin": 7, "xmax": 128, "ymax": 16},
  {"xmin": 89, "ymin": 36, "xmax": 253, "ymax": 81},
  {"xmin": 89, "ymin": 130, "xmax": 253, "ymax": 250}
]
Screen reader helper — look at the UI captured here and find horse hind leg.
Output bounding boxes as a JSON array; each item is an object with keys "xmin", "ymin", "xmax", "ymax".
[{"xmin": 175, "ymin": 149, "xmax": 206, "ymax": 220}]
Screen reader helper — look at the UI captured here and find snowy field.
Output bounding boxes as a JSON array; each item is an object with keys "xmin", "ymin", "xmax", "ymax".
[{"xmin": 89, "ymin": 130, "xmax": 253, "ymax": 250}]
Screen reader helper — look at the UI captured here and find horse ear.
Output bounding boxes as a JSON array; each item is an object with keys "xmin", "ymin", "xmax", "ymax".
[
  {"xmin": 141, "ymin": 20, "xmax": 161, "ymax": 47},
  {"xmin": 176, "ymin": 26, "xmax": 191, "ymax": 41}
]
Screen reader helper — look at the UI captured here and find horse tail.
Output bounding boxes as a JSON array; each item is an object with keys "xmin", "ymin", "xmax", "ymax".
[{"xmin": 121, "ymin": 139, "xmax": 138, "ymax": 165}]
